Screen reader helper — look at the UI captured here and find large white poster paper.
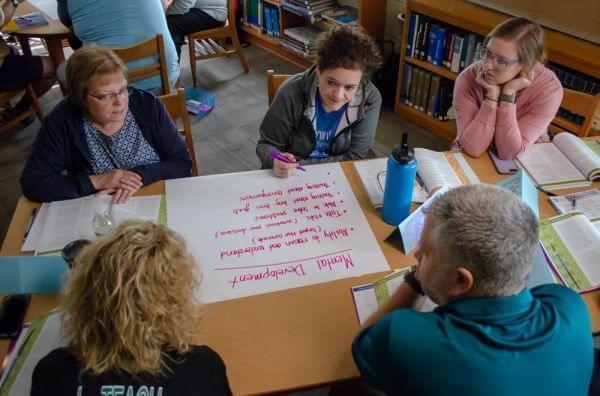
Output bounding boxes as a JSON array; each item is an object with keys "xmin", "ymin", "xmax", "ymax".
[{"xmin": 166, "ymin": 163, "xmax": 389, "ymax": 303}]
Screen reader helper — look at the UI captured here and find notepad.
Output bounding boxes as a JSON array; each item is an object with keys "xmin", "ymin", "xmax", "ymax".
[
  {"xmin": 496, "ymin": 169, "xmax": 539, "ymax": 218},
  {"xmin": 516, "ymin": 133, "xmax": 600, "ymax": 190},
  {"xmin": 549, "ymin": 189, "xmax": 600, "ymax": 233},
  {"xmin": 3, "ymin": 12, "xmax": 48, "ymax": 32}
]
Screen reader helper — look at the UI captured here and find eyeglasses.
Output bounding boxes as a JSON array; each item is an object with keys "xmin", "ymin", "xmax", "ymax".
[
  {"xmin": 87, "ymin": 86, "xmax": 130, "ymax": 102},
  {"xmin": 478, "ymin": 48, "xmax": 519, "ymax": 70}
]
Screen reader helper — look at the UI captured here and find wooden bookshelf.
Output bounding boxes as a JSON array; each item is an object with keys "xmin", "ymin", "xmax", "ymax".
[
  {"xmin": 238, "ymin": 0, "xmax": 386, "ymax": 69},
  {"xmin": 395, "ymin": 0, "xmax": 600, "ymax": 142}
]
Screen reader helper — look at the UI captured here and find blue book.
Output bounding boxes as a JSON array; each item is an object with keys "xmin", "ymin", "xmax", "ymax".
[
  {"xmin": 406, "ymin": 13, "xmax": 417, "ymax": 57},
  {"xmin": 464, "ymin": 33, "xmax": 478, "ymax": 68},
  {"xmin": 426, "ymin": 25, "xmax": 439, "ymax": 64},
  {"xmin": 428, "ymin": 26, "xmax": 447, "ymax": 66}
]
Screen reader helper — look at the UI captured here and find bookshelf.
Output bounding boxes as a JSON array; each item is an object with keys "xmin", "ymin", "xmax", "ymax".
[
  {"xmin": 395, "ymin": 0, "xmax": 600, "ymax": 142},
  {"xmin": 238, "ymin": 0, "xmax": 387, "ymax": 69}
]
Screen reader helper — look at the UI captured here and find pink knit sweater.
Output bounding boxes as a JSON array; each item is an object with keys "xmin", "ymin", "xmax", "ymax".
[{"xmin": 452, "ymin": 61, "xmax": 563, "ymax": 159}]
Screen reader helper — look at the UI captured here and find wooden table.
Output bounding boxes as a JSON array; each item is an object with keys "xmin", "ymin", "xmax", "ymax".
[
  {"xmin": 2, "ymin": 156, "xmax": 600, "ymax": 394},
  {"xmin": 2, "ymin": 0, "xmax": 71, "ymax": 69}
]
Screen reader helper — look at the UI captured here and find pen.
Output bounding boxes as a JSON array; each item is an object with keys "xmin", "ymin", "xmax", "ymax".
[
  {"xmin": 571, "ymin": 198, "xmax": 577, "ymax": 211},
  {"xmin": 269, "ymin": 150, "xmax": 306, "ymax": 171},
  {"xmin": 23, "ymin": 207, "xmax": 37, "ymax": 240}
]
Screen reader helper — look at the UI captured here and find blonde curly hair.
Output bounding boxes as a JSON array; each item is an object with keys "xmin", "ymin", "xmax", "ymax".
[{"xmin": 60, "ymin": 220, "xmax": 200, "ymax": 375}]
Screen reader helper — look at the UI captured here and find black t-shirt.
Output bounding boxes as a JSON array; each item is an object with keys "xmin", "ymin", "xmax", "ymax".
[{"xmin": 31, "ymin": 345, "xmax": 232, "ymax": 396}]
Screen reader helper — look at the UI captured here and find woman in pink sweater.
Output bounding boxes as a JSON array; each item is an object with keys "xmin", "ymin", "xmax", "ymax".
[{"xmin": 453, "ymin": 17, "xmax": 563, "ymax": 159}]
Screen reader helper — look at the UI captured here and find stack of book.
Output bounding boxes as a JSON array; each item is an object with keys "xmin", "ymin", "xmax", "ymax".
[
  {"xmin": 281, "ymin": 0, "xmax": 338, "ymax": 23},
  {"xmin": 321, "ymin": 5, "xmax": 358, "ymax": 26},
  {"xmin": 399, "ymin": 64, "xmax": 455, "ymax": 121},
  {"xmin": 281, "ymin": 24, "xmax": 324, "ymax": 58},
  {"xmin": 405, "ymin": 13, "xmax": 484, "ymax": 73}
]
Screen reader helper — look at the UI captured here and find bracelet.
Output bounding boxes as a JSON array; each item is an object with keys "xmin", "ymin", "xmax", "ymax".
[
  {"xmin": 404, "ymin": 267, "xmax": 424, "ymax": 296},
  {"xmin": 485, "ymin": 95, "xmax": 499, "ymax": 102}
]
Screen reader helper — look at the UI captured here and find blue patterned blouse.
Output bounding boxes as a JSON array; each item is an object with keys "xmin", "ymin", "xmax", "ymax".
[{"xmin": 83, "ymin": 110, "xmax": 160, "ymax": 174}]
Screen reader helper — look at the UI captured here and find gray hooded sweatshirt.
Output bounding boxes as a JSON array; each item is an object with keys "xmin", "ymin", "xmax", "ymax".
[{"xmin": 257, "ymin": 65, "xmax": 382, "ymax": 168}]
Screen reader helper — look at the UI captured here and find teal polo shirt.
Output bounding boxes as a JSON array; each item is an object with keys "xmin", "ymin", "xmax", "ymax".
[{"xmin": 352, "ymin": 284, "xmax": 593, "ymax": 395}]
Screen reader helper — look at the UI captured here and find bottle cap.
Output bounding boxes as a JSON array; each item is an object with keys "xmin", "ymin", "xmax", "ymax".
[{"xmin": 391, "ymin": 132, "xmax": 414, "ymax": 164}]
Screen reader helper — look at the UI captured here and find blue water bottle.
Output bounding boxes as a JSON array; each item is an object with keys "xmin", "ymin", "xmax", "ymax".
[{"xmin": 382, "ymin": 133, "xmax": 417, "ymax": 225}]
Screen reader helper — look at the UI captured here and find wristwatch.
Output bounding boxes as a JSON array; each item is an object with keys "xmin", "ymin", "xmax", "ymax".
[
  {"xmin": 10, "ymin": 0, "xmax": 19, "ymax": 7},
  {"xmin": 499, "ymin": 92, "xmax": 516, "ymax": 104},
  {"xmin": 404, "ymin": 267, "xmax": 424, "ymax": 295}
]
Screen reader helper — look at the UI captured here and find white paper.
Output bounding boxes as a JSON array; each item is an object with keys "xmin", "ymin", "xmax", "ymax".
[
  {"xmin": 35, "ymin": 195, "xmax": 162, "ymax": 254},
  {"xmin": 5, "ymin": 312, "xmax": 67, "ymax": 396},
  {"xmin": 352, "ymin": 158, "xmax": 427, "ymax": 207},
  {"xmin": 414, "ymin": 149, "xmax": 479, "ymax": 193},
  {"xmin": 166, "ymin": 163, "xmax": 390, "ymax": 304},
  {"xmin": 21, "ymin": 203, "xmax": 49, "ymax": 252},
  {"xmin": 549, "ymin": 189, "xmax": 600, "ymax": 221},
  {"xmin": 29, "ymin": 0, "xmax": 59, "ymax": 20}
]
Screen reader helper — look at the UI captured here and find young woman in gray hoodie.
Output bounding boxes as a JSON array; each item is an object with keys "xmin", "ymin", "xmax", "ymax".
[{"xmin": 257, "ymin": 26, "xmax": 383, "ymax": 178}]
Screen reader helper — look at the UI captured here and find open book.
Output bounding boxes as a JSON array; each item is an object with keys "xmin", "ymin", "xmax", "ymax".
[
  {"xmin": 25, "ymin": 195, "xmax": 164, "ymax": 255},
  {"xmin": 353, "ymin": 150, "xmax": 479, "ymax": 208},
  {"xmin": 516, "ymin": 133, "xmax": 600, "ymax": 190},
  {"xmin": 539, "ymin": 212, "xmax": 600, "ymax": 293},
  {"xmin": 414, "ymin": 148, "xmax": 480, "ymax": 193}
]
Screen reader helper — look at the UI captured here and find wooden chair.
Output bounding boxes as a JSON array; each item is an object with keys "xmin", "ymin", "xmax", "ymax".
[
  {"xmin": 187, "ymin": 0, "xmax": 249, "ymax": 87},
  {"xmin": 113, "ymin": 34, "xmax": 170, "ymax": 95},
  {"xmin": 0, "ymin": 85, "xmax": 44, "ymax": 134},
  {"xmin": 267, "ymin": 70, "xmax": 290, "ymax": 105},
  {"xmin": 550, "ymin": 88, "xmax": 600, "ymax": 137},
  {"xmin": 159, "ymin": 88, "xmax": 199, "ymax": 176}
]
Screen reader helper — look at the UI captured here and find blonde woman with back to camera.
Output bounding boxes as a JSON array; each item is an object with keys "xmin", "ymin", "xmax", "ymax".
[
  {"xmin": 31, "ymin": 220, "xmax": 232, "ymax": 395},
  {"xmin": 452, "ymin": 17, "xmax": 563, "ymax": 159}
]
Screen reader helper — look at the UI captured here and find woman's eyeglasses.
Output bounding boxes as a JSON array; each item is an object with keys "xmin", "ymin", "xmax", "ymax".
[
  {"xmin": 478, "ymin": 48, "xmax": 519, "ymax": 70},
  {"xmin": 87, "ymin": 86, "xmax": 131, "ymax": 102}
]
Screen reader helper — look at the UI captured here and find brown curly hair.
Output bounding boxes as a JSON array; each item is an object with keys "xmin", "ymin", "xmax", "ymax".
[
  {"xmin": 60, "ymin": 220, "xmax": 200, "ymax": 375},
  {"xmin": 315, "ymin": 25, "xmax": 383, "ymax": 79}
]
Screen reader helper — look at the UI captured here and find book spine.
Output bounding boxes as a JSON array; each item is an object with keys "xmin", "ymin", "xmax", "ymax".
[
  {"xmin": 410, "ymin": 14, "xmax": 420, "ymax": 58},
  {"xmin": 450, "ymin": 35, "xmax": 464, "ymax": 73},
  {"xmin": 419, "ymin": 18, "xmax": 431, "ymax": 61},
  {"xmin": 433, "ymin": 27, "xmax": 446, "ymax": 67},
  {"xmin": 426, "ymin": 25, "xmax": 438, "ymax": 63},
  {"xmin": 443, "ymin": 33, "xmax": 455, "ymax": 69},
  {"xmin": 409, "ymin": 68, "xmax": 421, "ymax": 107},
  {"xmin": 419, "ymin": 71, "xmax": 432, "ymax": 112},
  {"xmin": 401, "ymin": 64, "xmax": 413, "ymax": 104},
  {"xmin": 427, "ymin": 75, "xmax": 441, "ymax": 116},
  {"xmin": 459, "ymin": 34, "xmax": 469, "ymax": 71},
  {"xmin": 413, "ymin": 69, "xmax": 424, "ymax": 109},
  {"xmin": 406, "ymin": 13, "xmax": 416, "ymax": 57},
  {"xmin": 464, "ymin": 33, "xmax": 477, "ymax": 68}
]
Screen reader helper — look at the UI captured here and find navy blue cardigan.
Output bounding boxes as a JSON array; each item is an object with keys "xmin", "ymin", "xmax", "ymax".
[{"xmin": 20, "ymin": 88, "xmax": 193, "ymax": 202}]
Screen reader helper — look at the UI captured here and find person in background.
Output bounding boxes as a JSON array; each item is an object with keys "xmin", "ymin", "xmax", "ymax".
[
  {"xmin": 257, "ymin": 25, "xmax": 382, "ymax": 178},
  {"xmin": 31, "ymin": 219, "xmax": 232, "ymax": 395},
  {"xmin": 352, "ymin": 184, "xmax": 593, "ymax": 395},
  {"xmin": 453, "ymin": 17, "xmax": 563, "ymax": 159},
  {"xmin": 0, "ymin": 0, "xmax": 55, "ymax": 124},
  {"xmin": 20, "ymin": 46, "xmax": 192, "ymax": 203},
  {"xmin": 165, "ymin": 0, "xmax": 227, "ymax": 60},
  {"xmin": 57, "ymin": 0, "xmax": 179, "ymax": 93}
]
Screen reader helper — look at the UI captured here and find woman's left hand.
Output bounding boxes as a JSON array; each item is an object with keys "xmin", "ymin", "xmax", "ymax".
[{"xmin": 502, "ymin": 71, "xmax": 534, "ymax": 95}]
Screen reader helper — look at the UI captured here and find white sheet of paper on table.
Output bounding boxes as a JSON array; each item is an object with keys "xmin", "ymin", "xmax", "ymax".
[{"xmin": 166, "ymin": 163, "xmax": 390, "ymax": 303}]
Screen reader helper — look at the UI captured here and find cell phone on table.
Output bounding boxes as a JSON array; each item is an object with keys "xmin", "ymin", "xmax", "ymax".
[
  {"xmin": 0, "ymin": 294, "xmax": 31, "ymax": 339},
  {"xmin": 488, "ymin": 148, "xmax": 518, "ymax": 174}
]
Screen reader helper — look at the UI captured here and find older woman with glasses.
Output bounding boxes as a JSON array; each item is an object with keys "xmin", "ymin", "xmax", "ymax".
[
  {"xmin": 452, "ymin": 17, "xmax": 563, "ymax": 159},
  {"xmin": 20, "ymin": 46, "xmax": 192, "ymax": 203}
]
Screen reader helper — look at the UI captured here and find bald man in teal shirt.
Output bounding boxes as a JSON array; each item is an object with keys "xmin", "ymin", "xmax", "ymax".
[{"xmin": 352, "ymin": 185, "xmax": 593, "ymax": 395}]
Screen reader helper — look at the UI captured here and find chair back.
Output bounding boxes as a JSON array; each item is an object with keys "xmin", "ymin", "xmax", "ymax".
[
  {"xmin": 113, "ymin": 34, "xmax": 170, "ymax": 95},
  {"xmin": 550, "ymin": 88, "xmax": 600, "ymax": 137},
  {"xmin": 159, "ymin": 89, "xmax": 199, "ymax": 176},
  {"xmin": 267, "ymin": 70, "xmax": 291, "ymax": 105}
]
